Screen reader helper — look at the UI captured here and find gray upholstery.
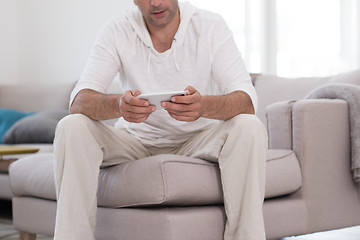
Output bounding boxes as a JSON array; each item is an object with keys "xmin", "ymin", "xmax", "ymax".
[
  {"xmin": 0, "ymin": 84, "xmax": 73, "ymax": 112},
  {"xmin": 255, "ymin": 69, "xmax": 360, "ymax": 124},
  {"xmin": 265, "ymin": 101, "xmax": 295, "ymax": 149},
  {"xmin": 12, "ymin": 197, "xmax": 226, "ymax": 240},
  {"xmin": 264, "ymin": 150, "xmax": 301, "ymax": 198},
  {"xmin": 0, "ymin": 144, "xmax": 53, "ymax": 199},
  {"xmin": 10, "ymin": 150, "xmax": 302, "ymax": 208},
  {"xmin": 0, "ymin": 174, "xmax": 12, "ymax": 199},
  {"xmin": 5, "ymin": 70, "xmax": 360, "ymax": 239}
]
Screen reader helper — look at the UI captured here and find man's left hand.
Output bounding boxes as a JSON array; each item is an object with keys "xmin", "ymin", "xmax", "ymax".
[{"xmin": 162, "ymin": 86, "xmax": 203, "ymax": 122}]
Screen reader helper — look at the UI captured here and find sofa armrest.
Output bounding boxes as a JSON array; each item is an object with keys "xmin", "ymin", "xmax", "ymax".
[
  {"xmin": 292, "ymin": 99, "xmax": 349, "ymax": 174},
  {"xmin": 291, "ymin": 99, "xmax": 360, "ymax": 231},
  {"xmin": 266, "ymin": 100, "xmax": 296, "ymax": 149}
]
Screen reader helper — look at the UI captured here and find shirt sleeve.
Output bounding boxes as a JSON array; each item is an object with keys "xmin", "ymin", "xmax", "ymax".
[
  {"xmin": 209, "ymin": 17, "xmax": 258, "ymax": 112},
  {"xmin": 69, "ymin": 19, "xmax": 122, "ymax": 107}
]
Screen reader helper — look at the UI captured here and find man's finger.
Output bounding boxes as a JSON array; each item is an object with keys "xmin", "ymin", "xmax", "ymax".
[
  {"xmin": 132, "ymin": 90, "xmax": 142, "ymax": 97},
  {"xmin": 184, "ymin": 86, "xmax": 196, "ymax": 95},
  {"xmin": 126, "ymin": 106, "xmax": 155, "ymax": 114},
  {"xmin": 168, "ymin": 112, "xmax": 195, "ymax": 122},
  {"xmin": 170, "ymin": 95, "xmax": 191, "ymax": 104},
  {"xmin": 123, "ymin": 91, "xmax": 149, "ymax": 107}
]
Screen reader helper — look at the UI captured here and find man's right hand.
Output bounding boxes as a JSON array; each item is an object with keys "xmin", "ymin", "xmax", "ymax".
[{"xmin": 119, "ymin": 90, "xmax": 155, "ymax": 123}]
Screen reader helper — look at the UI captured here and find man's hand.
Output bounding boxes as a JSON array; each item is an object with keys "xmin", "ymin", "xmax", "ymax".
[
  {"xmin": 162, "ymin": 86, "xmax": 255, "ymax": 122},
  {"xmin": 162, "ymin": 86, "xmax": 203, "ymax": 122},
  {"xmin": 119, "ymin": 90, "xmax": 155, "ymax": 123}
]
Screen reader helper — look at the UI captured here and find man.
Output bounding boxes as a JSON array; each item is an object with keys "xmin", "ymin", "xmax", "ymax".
[{"xmin": 53, "ymin": 0, "xmax": 268, "ymax": 239}]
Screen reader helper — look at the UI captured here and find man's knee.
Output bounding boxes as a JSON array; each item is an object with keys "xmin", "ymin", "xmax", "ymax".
[
  {"xmin": 224, "ymin": 114, "xmax": 268, "ymax": 147},
  {"xmin": 54, "ymin": 114, "xmax": 101, "ymax": 157},
  {"xmin": 56, "ymin": 114, "xmax": 93, "ymax": 133},
  {"xmin": 54, "ymin": 114, "xmax": 99, "ymax": 145},
  {"xmin": 227, "ymin": 114, "xmax": 266, "ymax": 134}
]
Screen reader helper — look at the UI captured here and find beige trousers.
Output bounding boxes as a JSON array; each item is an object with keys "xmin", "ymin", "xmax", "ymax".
[{"xmin": 53, "ymin": 113, "xmax": 268, "ymax": 240}]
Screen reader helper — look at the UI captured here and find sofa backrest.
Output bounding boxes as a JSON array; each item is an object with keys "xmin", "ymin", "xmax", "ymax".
[
  {"xmin": 0, "ymin": 79, "xmax": 123, "ymax": 113},
  {"xmin": 253, "ymin": 69, "xmax": 360, "ymax": 124},
  {"xmin": 2, "ymin": 69, "xmax": 359, "ymax": 125},
  {"xmin": 0, "ymin": 83, "xmax": 75, "ymax": 112}
]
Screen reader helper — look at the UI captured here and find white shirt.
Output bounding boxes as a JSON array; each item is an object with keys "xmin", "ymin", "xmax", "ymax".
[{"xmin": 70, "ymin": 2, "xmax": 257, "ymax": 147}]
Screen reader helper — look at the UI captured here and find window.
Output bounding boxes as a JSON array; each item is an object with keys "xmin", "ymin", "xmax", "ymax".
[
  {"xmin": 188, "ymin": 0, "xmax": 360, "ymax": 77},
  {"xmin": 276, "ymin": 0, "xmax": 358, "ymax": 77},
  {"xmin": 188, "ymin": 0, "xmax": 247, "ymax": 61}
]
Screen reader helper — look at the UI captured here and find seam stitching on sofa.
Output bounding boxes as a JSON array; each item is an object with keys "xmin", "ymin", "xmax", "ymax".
[{"xmin": 266, "ymin": 151, "xmax": 294, "ymax": 162}]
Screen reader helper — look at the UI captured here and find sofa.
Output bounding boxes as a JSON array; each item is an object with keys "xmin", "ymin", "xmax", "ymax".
[
  {"xmin": 0, "ymin": 84, "xmax": 75, "ymax": 200},
  {"xmin": 5, "ymin": 70, "xmax": 360, "ymax": 240}
]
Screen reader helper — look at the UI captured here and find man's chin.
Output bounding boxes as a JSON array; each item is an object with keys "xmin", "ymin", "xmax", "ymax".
[{"xmin": 148, "ymin": 18, "xmax": 170, "ymax": 28}]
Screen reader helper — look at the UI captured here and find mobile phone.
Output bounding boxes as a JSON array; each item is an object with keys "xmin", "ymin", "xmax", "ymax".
[{"xmin": 138, "ymin": 91, "xmax": 187, "ymax": 110}]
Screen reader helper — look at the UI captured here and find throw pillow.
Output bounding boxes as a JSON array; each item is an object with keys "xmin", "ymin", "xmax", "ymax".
[
  {"xmin": 0, "ymin": 109, "xmax": 33, "ymax": 144},
  {"xmin": 2, "ymin": 110, "xmax": 69, "ymax": 144}
]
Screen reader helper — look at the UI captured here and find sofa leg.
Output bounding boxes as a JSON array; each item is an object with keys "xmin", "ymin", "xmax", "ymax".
[{"xmin": 19, "ymin": 231, "xmax": 37, "ymax": 240}]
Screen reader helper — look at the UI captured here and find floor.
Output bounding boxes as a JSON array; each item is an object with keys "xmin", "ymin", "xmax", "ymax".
[
  {"xmin": 0, "ymin": 200, "xmax": 359, "ymax": 240},
  {"xmin": 278, "ymin": 226, "xmax": 360, "ymax": 240}
]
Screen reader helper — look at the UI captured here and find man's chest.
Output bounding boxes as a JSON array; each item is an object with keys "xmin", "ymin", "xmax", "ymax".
[{"xmin": 119, "ymin": 40, "xmax": 213, "ymax": 93}]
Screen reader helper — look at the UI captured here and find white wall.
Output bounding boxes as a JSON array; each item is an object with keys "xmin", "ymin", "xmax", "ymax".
[
  {"xmin": 358, "ymin": 0, "xmax": 360, "ymax": 68},
  {"xmin": 0, "ymin": 0, "xmax": 20, "ymax": 84},
  {"xmin": 0, "ymin": 0, "xmax": 134, "ymax": 85}
]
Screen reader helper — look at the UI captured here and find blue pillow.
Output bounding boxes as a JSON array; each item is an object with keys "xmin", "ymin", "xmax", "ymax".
[{"xmin": 0, "ymin": 109, "xmax": 33, "ymax": 144}]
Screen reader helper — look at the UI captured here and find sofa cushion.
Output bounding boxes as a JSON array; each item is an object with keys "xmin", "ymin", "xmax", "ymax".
[
  {"xmin": 9, "ymin": 150, "xmax": 302, "ymax": 207},
  {"xmin": 10, "ymin": 154, "xmax": 223, "ymax": 207},
  {"xmin": 265, "ymin": 150, "xmax": 302, "ymax": 198},
  {"xmin": 3, "ymin": 110, "xmax": 68, "ymax": 144}
]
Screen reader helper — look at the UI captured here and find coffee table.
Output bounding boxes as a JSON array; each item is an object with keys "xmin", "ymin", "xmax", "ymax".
[{"xmin": 0, "ymin": 146, "xmax": 39, "ymax": 172}]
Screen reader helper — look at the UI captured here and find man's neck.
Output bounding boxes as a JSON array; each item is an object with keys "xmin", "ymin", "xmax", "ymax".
[{"xmin": 147, "ymin": 8, "xmax": 180, "ymax": 53}]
